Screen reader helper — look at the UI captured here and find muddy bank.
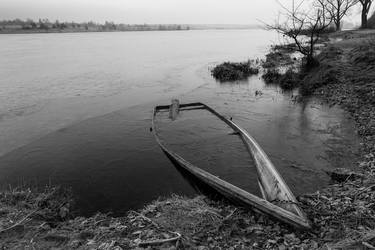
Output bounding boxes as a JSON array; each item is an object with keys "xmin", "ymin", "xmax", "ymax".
[
  {"xmin": 1, "ymin": 174, "xmax": 375, "ymax": 249},
  {"xmin": 0, "ymin": 187, "xmax": 318, "ymax": 249},
  {"xmin": 259, "ymin": 29, "xmax": 375, "ymax": 248}
]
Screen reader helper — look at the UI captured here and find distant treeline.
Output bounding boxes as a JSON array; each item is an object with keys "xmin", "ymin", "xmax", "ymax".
[{"xmin": 0, "ymin": 19, "xmax": 190, "ymax": 33}]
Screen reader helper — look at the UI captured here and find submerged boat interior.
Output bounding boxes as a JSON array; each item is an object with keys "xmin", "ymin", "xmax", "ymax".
[{"xmin": 152, "ymin": 100, "xmax": 311, "ymax": 230}]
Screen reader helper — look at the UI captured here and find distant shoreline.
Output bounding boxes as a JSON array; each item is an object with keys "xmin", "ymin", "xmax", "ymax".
[
  {"xmin": 0, "ymin": 29, "xmax": 187, "ymax": 35},
  {"xmin": 0, "ymin": 19, "xmax": 261, "ymax": 35},
  {"xmin": 0, "ymin": 27, "xmax": 260, "ymax": 35}
]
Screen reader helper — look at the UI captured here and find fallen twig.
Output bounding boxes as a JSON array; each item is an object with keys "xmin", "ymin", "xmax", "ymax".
[
  {"xmin": 138, "ymin": 232, "xmax": 181, "ymax": 247},
  {"xmin": 94, "ymin": 218, "xmax": 110, "ymax": 226},
  {"xmin": 331, "ymin": 230, "xmax": 375, "ymax": 249},
  {"xmin": 223, "ymin": 208, "xmax": 237, "ymax": 222},
  {"xmin": 362, "ymin": 241, "xmax": 375, "ymax": 249},
  {"xmin": 131, "ymin": 211, "xmax": 160, "ymax": 228},
  {"xmin": 355, "ymin": 184, "xmax": 375, "ymax": 198},
  {"xmin": 213, "ymin": 208, "xmax": 238, "ymax": 233}
]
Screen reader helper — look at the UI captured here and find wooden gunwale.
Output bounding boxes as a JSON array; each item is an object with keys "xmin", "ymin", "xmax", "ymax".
[{"xmin": 151, "ymin": 102, "xmax": 311, "ymax": 230}]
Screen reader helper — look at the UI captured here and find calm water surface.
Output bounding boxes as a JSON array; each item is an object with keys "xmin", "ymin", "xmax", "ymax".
[{"xmin": 0, "ymin": 30, "xmax": 360, "ymax": 215}]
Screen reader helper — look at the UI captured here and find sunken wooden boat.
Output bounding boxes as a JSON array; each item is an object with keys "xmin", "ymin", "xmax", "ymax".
[{"xmin": 152, "ymin": 101, "xmax": 311, "ymax": 230}]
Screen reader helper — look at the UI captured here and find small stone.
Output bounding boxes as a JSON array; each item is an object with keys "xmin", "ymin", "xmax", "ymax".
[
  {"xmin": 145, "ymin": 229, "xmax": 154, "ymax": 238},
  {"xmin": 132, "ymin": 230, "xmax": 142, "ymax": 236},
  {"xmin": 278, "ymin": 244, "xmax": 286, "ymax": 250},
  {"xmin": 299, "ymin": 243, "xmax": 309, "ymax": 249},
  {"xmin": 59, "ymin": 206, "xmax": 69, "ymax": 219},
  {"xmin": 268, "ymin": 239, "xmax": 277, "ymax": 244},
  {"xmin": 284, "ymin": 233, "xmax": 300, "ymax": 244},
  {"xmin": 310, "ymin": 240, "xmax": 318, "ymax": 248},
  {"xmin": 69, "ymin": 240, "xmax": 82, "ymax": 248}
]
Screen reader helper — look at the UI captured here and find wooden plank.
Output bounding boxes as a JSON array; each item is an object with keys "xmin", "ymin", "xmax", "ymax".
[
  {"xmin": 227, "ymin": 119, "xmax": 305, "ymax": 218},
  {"xmin": 155, "ymin": 102, "xmax": 203, "ymax": 111},
  {"xmin": 169, "ymin": 99, "xmax": 180, "ymax": 120},
  {"xmin": 157, "ymin": 142, "xmax": 311, "ymax": 230}
]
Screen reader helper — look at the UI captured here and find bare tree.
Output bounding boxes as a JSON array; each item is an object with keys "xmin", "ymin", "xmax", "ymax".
[
  {"xmin": 267, "ymin": 0, "xmax": 333, "ymax": 68},
  {"xmin": 316, "ymin": 0, "xmax": 358, "ymax": 30},
  {"xmin": 359, "ymin": 0, "xmax": 373, "ymax": 28}
]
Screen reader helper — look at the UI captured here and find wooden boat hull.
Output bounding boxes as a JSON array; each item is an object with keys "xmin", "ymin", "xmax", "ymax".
[{"xmin": 152, "ymin": 102, "xmax": 311, "ymax": 230}]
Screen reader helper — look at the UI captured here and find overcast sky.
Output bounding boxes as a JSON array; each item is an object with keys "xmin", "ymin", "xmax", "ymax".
[
  {"xmin": 0, "ymin": 0, "xmax": 364, "ymax": 24},
  {"xmin": 0, "ymin": 0, "xmax": 290, "ymax": 24}
]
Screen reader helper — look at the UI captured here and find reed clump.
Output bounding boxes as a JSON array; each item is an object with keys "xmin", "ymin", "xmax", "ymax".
[{"xmin": 211, "ymin": 60, "xmax": 259, "ymax": 82}]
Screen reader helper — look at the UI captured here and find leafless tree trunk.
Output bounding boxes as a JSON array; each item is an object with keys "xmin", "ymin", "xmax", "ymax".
[
  {"xmin": 316, "ymin": 0, "xmax": 358, "ymax": 31},
  {"xmin": 266, "ymin": 0, "xmax": 333, "ymax": 69},
  {"xmin": 359, "ymin": 0, "xmax": 373, "ymax": 28}
]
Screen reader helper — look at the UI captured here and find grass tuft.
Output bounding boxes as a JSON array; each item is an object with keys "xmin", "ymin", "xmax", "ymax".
[{"xmin": 211, "ymin": 61, "xmax": 259, "ymax": 82}]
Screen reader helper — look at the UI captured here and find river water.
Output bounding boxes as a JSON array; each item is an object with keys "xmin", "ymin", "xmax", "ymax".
[{"xmin": 0, "ymin": 30, "xmax": 360, "ymax": 215}]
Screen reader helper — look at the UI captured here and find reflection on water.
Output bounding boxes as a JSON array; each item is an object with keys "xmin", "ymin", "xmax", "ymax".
[
  {"xmin": 0, "ymin": 30, "xmax": 276, "ymax": 156},
  {"xmin": 0, "ymin": 106, "xmax": 196, "ymax": 215},
  {"xmin": 180, "ymin": 75, "xmax": 360, "ymax": 195},
  {"xmin": 0, "ymin": 30, "xmax": 360, "ymax": 215}
]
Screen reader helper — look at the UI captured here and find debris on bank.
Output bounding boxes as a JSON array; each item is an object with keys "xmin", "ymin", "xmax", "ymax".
[
  {"xmin": 3, "ymin": 174, "xmax": 375, "ymax": 250},
  {"xmin": 211, "ymin": 60, "xmax": 259, "ymax": 82},
  {"xmin": 0, "ymin": 188, "xmax": 321, "ymax": 249}
]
